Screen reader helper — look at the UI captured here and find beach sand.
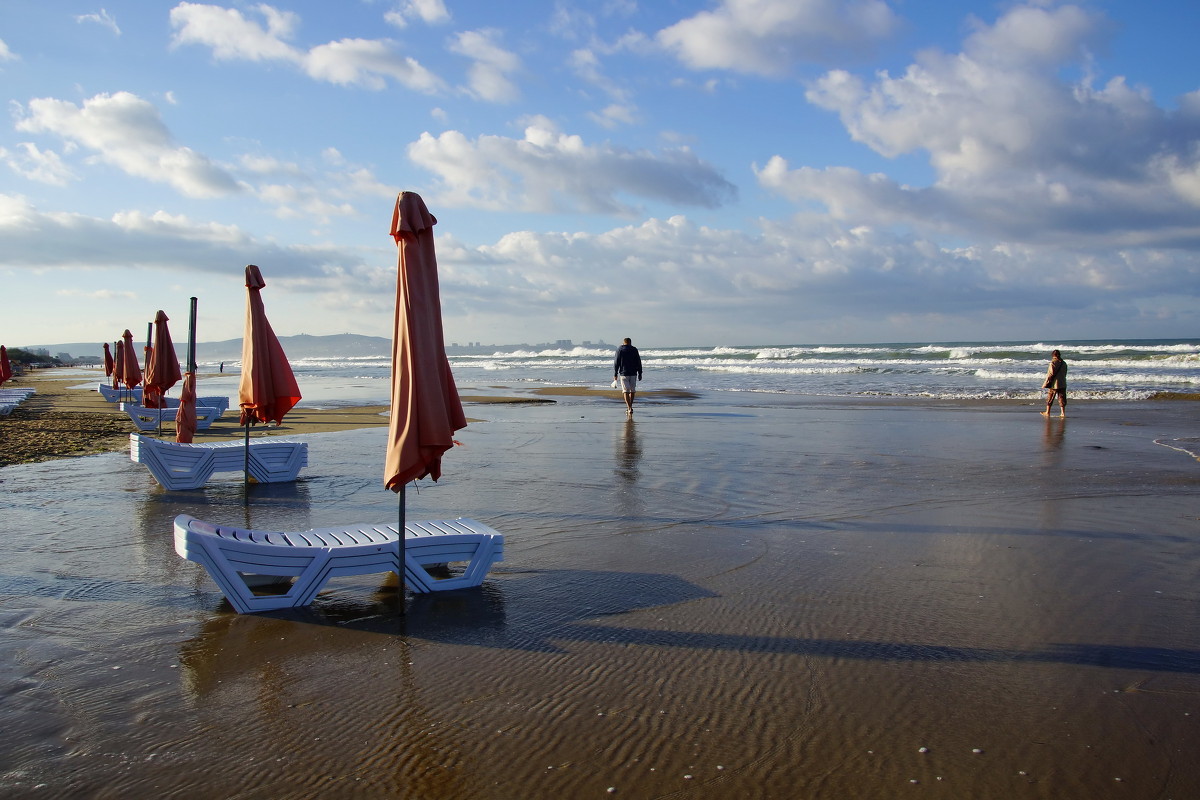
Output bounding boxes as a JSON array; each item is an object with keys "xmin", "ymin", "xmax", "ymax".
[{"xmin": 2, "ymin": 372, "xmax": 1200, "ymax": 798}]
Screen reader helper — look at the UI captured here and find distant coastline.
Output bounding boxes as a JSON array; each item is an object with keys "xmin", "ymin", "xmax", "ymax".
[{"xmin": 18, "ymin": 333, "xmax": 614, "ymax": 365}]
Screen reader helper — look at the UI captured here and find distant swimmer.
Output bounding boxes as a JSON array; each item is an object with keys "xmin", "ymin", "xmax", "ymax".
[{"xmin": 1041, "ymin": 349, "xmax": 1067, "ymax": 418}]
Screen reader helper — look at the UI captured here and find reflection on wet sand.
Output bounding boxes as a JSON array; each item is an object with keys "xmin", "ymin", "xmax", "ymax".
[{"xmin": 4, "ymin": 401, "xmax": 1200, "ymax": 797}]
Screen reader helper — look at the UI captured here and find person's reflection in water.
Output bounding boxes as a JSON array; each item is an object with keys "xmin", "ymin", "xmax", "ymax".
[
  {"xmin": 1041, "ymin": 414, "xmax": 1066, "ymax": 468},
  {"xmin": 615, "ymin": 416, "xmax": 642, "ymax": 486}
]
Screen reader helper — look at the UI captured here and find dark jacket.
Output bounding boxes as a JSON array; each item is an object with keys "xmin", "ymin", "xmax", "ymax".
[{"xmin": 614, "ymin": 344, "xmax": 642, "ymax": 379}]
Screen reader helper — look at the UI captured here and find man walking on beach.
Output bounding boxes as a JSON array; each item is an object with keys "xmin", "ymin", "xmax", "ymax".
[
  {"xmin": 1042, "ymin": 349, "xmax": 1067, "ymax": 417},
  {"xmin": 613, "ymin": 338, "xmax": 643, "ymax": 415}
]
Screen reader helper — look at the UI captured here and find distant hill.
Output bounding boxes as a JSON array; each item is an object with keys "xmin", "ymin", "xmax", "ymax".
[
  {"xmin": 20, "ymin": 333, "xmax": 391, "ymax": 364},
  {"xmin": 19, "ymin": 333, "xmax": 593, "ymax": 363}
]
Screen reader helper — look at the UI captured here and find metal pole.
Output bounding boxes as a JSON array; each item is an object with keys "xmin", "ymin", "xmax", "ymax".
[
  {"xmin": 244, "ymin": 422, "xmax": 251, "ymax": 498},
  {"xmin": 399, "ymin": 485, "xmax": 407, "ymax": 615},
  {"xmin": 187, "ymin": 297, "xmax": 197, "ymax": 373}
]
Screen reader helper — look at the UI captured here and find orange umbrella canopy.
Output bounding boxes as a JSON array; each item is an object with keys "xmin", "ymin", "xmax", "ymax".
[
  {"xmin": 383, "ymin": 191, "xmax": 466, "ymax": 491},
  {"xmin": 119, "ymin": 329, "xmax": 143, "ymax": 389},
  {"xmin": 143, "ymin": 310, "xmax": 182, "ymax": 408},
  {"xmin": 102, "ymin": 342, "xmax": 114, "ymax": 377},
  {"xmin": 175, "ymin": 371, "xmax": 198, "ymax": 443},
  {"xmin": 237, "ymin": 264, "xmax": 301, "ymax": 425},
  {"xmin": 111, "ymin": 340, "xmax": 123, "ymax": 389}
]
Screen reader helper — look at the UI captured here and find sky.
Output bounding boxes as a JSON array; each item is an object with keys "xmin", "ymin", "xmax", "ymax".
[{"xmin": 2, "ymin": 0, "xmax": 1200, "ymax": 350}]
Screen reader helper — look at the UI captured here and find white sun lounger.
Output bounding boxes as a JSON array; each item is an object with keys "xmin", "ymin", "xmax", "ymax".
[
  {"xmin": 0, "ymin": 388, "xmax": 35, "ymax": 415},
  {"xmin": 158, "ymin": 395, "xmax": 231, "ymax": 415},
  {"xmin": 121, "ymin": 403, "xmax": 222, "ymax": 431},
  {"xmin": 174, "ymin": 514, "xmax": 505, "ymax": 613},
  {"xmin": 130, "ymin": 433, "xmax": 308, "ymax": 490},
  {"xmin": 98, "ymin": 383, "xmax": 142, "ymax": 402}
]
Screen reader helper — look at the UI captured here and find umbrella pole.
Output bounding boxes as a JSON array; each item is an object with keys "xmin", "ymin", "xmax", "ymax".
[
  {"xmin": 244, "ymin": 422, "xmax": 251, "ymax": 498},
  {"xmin": 187, "ymin": 297, "xmax": 197, "ymax": 373},
  {"xmin": 399, "ymin": 485, "xmax": 407, "ymax": 615}
]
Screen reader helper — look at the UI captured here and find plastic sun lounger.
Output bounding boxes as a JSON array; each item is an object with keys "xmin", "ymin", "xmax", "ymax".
[
  {"xmin": 98, "ymin": 383, "xmax": 143, "ymax": 402},
  {"xmin": 121, "ymin": 403, "xmax": 222, "ymax": 431},
  {"xmin": 0, "ymin": 388, "xmax": 36, "ymax": 415},
  {"xmin": 130, "ymin": 433, "xmax": 309, "ymax": 490},
  {"xmin": 159, "ymin": 395, "xmax": 231, "ymax": 415},
  {"xmin": 173, "ymin": 514, "xmax": 505, "ymax": 613}
]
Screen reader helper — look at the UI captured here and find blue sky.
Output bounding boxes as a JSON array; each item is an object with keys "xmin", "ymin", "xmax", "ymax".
[{"xmin": 2, "ymin": 0, "xmax": 1199, "ymax": 349}]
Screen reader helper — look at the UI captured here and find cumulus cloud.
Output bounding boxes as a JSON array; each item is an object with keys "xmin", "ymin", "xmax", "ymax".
[
  {"xmin": 426, "ymin": 209, "xmax": 1200, "ymax": 343},
  {"xmin": 385, "ymin": 0, "xmax": 451, "ymax": 28},
  {"xmin": 14, "ymin": 92, "xmax": 241, "ymax": 198},
  {"xmin": 408, "ymin": 119, "xmax": 737, "ymax": 214},
  {"xmin": 658, "ymin": 0, "xmax": 900, "ymax": 75},
  {"xmin": 1, "ymin": 143, "xmax": 77, "ymax": 185},
  {"xmin": 169, "ymin": 2, "xmax": 300, "ymax": 62},
  {"xmin": 449, "ymin": 30, "xmax": 521, "ymax": 103},
  {"xmin": 0, "ymin": 38, "xmax": 18, "ymax": 62},
  {"xmin": 233, "ymin": 150, "xmax": 398, "ymax": 222},
  {"xmin": 169, "ymin": 2, "xmax": 444, "ymax": 93},
  {"xmin": 305, "ymin": 38, "xmax": 444, "ymax": 92},
  {"xmin": 757, "ymin": 3, "xmax": 1200, "ymax": 249},
  {"xmin": 0, "ymin": 193, "xmax": 356, "ymax": 278}
]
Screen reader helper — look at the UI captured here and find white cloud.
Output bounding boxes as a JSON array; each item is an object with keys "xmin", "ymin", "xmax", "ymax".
[
  {"xmin": 169, "ymin": 2, "xmax": 444, "ymax": 93},
  {"xmin": 588, "ymin": 103, "xmax": 638, "ymax": 129},
  {"xmin": 1, "ymin": 143, "xmax": 77, "ymax": 185},
  {"xmin": 449, "ymin": 30, "xmax": 521, "ymax": 103},
  {"xmin": 254, "ymin": 183, "xmax": 357, "ymax": 221},
  {"xmin": 429, "ymin": 210, "xmax": 1200, "ymax": 343},
  {"xmin": 169, "ymin": 2, "xmax": 301, "ymax": 62},
  {"xmin": 0, "ymin": 38, "xmax": 17, "ymax": 62},
  {"xmin": 0, "ymin": 193, "xmax": 356, "ymax": 278},
  {"xmin": 759, "ymin": 3, "xmax": 1200, "ymax": 249},
  {"xmin": 407, "ymin": 120, "xmax": 737, "ymax": 214},
  {"xmin": 304, "ymin": 38, "xmax": 444, "ymax": 92},
  {"xmin": 384, "ymin": 0, "xmax": 451, "ymax": 28},
  {"xmin": 570, "ymin": 47, "xmax": 631, "ymax": 103},
  {"xmin": 14, "ymin": 92, "xmax": 241, "ymax": 198},
  {"xmin": 75, "ymin": 8, "xmax": 121, "ymax": 36},
  {"xmin": 658, "ymin": 0, "xmax": 900, "ymax": 76}
]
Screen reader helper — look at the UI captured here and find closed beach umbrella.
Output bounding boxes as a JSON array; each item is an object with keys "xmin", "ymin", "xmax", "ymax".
[
  {"xmin": 0, "ymin": 346, "xmax": 11, "ymax": 387},
  {"xmin": 102, "ymin": 342, "xmax": 114, "ymax": 377},
  {"xmin": 119, "ymin": 329, "xmax": 143, "ymax": 390},
  {"xmin": 383, "ymin": 191, "xmax": 465, "ymax": 491},
  {"xmin": 111, "ymin": 340, "xmax": 123, "ymax": 390},
  {"xmin": 237, "ymin": 264, "xmax": 301, "ymax": 426},
  {"xmin": 143, "ymin": 310, "xmax": 182, "ymax": 409},
  {"xmin": 175, "ymin": 371, "xmax": 198, "ymax": 443}
]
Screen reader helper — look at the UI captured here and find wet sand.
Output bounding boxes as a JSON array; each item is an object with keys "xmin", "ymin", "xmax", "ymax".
[{"xmin": 2, "ymin": 377, "xmax": 1200, "ymax": 798}]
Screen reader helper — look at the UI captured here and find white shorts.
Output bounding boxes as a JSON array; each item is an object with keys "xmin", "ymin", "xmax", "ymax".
[{"xmin": 618, "ymin": 375, "xmax": 638, "ymax": 392}]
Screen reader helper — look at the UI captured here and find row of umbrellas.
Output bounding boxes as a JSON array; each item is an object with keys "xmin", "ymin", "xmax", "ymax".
[
  {"xmin": 97, "ymin": 191, "xmax": 459, "ymax": 498},
  {"xmin": 97, "ymin": 192, "xmax": 461, "ymax": 599},
  {"xmin": 103, "ymin": 264, "xmax": 303, "ymax": 446}
]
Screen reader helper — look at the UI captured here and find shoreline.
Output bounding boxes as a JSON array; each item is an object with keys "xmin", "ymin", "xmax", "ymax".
[
  {"xmin": 3, "ymin": 368, "xmax": 1195, "ymax": 470},
  {"xmin": 0, "ymin": 370, "xmax": 706, "ymax": 468}
]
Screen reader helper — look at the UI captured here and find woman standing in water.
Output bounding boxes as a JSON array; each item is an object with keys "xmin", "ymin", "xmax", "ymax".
[{"xmin": 1041, "ymin": 349, "xmax": 1067, "ymax": 417}]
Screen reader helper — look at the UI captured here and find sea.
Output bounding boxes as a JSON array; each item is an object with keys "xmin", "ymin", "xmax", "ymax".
[{"xmin": 186, "ymin": 338, "xmax": 1200, "ymax": 408}]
